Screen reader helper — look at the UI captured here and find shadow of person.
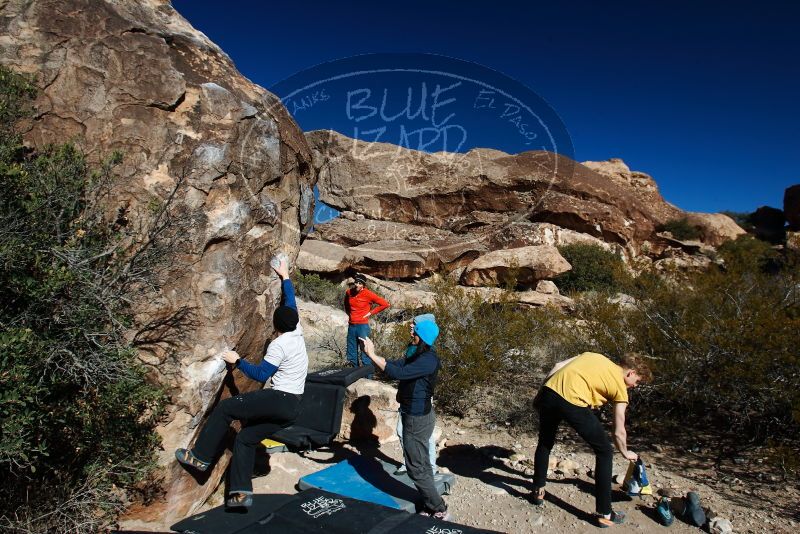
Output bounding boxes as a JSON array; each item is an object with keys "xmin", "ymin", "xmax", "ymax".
[
  {"xmin": 437, "ymin": 443, "xmax": 534, "ymax": 499},
  {"xmin": 542, "ymin": 491, "xmax": 595, "ymax": 525}
]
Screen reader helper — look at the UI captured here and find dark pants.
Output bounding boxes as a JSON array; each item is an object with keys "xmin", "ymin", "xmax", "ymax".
[
  {"xmin": 402, "ymin": 409, "xmax": 446, "ymax": 513},
  {"xmin": 533, "ymin": 387, "xmax": 614, "ymax": 515},
  {"xmin": 346, "ymin": 323, "xmax": 371, "ymax": 368},
  {"xmin": 192, "ymin": 389, "xmax": 301, "ymax": 494}
]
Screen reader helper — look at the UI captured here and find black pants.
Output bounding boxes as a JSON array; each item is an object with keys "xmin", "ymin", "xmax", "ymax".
[
  {"xmin": 533, "ymin": 387, "xmax": 614, "ymax": 515},
  {"xmin": 192, "ymin": 389, "xmax": 301, "ymax": 494},
  {"xmin": 402, "ymin": 409, "xmax": 446, "ymax": 513}
]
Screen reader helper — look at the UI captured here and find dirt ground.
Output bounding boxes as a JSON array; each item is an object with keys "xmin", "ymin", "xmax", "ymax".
[{"xmin": 230, "ymin": 415, "xmax": 799, "ymax": 534}]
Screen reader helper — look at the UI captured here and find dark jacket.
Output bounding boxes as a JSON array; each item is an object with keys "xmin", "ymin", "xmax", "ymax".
[{"xmin": 384, "ymin": 345, "xmax": 440, "ymax": 416}]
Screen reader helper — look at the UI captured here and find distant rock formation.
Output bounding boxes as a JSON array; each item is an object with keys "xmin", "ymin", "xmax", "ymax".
[
  {"xmin": 1, "ymin": 0, "xmax": 314, "ymax": 524},
  {"xmin": 785, "ymin": 184, "xmax": 800, "ymax": 231},
  {"xmin": 301, "ymin": 130, "xmax": 744, "ymax": 302}
]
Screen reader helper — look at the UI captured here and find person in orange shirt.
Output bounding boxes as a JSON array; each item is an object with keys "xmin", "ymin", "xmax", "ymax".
[
  {"xmin": 531, "ymin": 352, "xmax": 652, "ymax": 528},
  {"xmin": 344, "ymin": 273, "xmax": 389, "ymax": 368}
]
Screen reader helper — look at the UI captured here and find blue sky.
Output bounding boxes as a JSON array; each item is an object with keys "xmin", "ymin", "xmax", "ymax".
[{"xmin": 173, "ymin": 0, "xmax": 799, "ymax": 214}]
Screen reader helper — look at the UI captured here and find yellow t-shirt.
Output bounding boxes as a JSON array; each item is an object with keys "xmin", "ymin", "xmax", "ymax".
[{"xmin": 545, "ymin": 352, "xmax": 628, "ymax": 408}]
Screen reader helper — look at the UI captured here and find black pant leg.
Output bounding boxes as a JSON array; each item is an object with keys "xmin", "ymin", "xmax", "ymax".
[
  {"xmin": 533, "ymin": 388, "xmax": 563, "ymax": 489},
  {"xmin": 560, "ymin": 402, "xmax": 614, "ymax": 515}
]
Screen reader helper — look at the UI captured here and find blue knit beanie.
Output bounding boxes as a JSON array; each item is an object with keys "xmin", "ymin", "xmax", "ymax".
[{"xmin": 414, "ymin": 320, "xmax": 439, "ymax": 346}]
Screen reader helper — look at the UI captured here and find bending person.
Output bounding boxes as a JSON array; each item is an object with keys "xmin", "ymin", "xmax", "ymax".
[
  {"xmin": 175, "ymin": 258, "xmax": 308, "ymax": 508},
  {"xmin": 532, "ymin": 352, "xmax": 652, "ymax": 528},
  {"xmin": 344, "ymin": 273, "xmax": 389, "ymax": 369},
  {"xmin": 360, "ymin": 320, "xmax": 449, "ymax": 520}
]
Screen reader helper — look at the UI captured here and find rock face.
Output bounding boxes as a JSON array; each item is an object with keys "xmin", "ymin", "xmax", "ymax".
[
  {"xmin": 785, "ymin": 184, "xmax": 800, "ymax": 230},
  {"xmin": 310, "ymin": 131, "xmax": 686, "ymax": 249},
  {"xmin": 0, "ymin": 0, "xmax": 314, "ymax": 524},
  {"xmin": 306, "ymin": 131, "xmax": 744, "ymax": 276}
]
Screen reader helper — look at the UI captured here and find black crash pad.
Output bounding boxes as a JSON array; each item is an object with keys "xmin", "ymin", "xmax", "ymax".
[
  {"xmin": 306, "ymin": 365, "xmax": 373, "ymax": 387},
  {"xmin": 172, "ymin": 488, "xmax": 501, "ymax": 534},
  {"xmin": 266, "ymin": 382, "xmax": 345, "ymax": 449}
]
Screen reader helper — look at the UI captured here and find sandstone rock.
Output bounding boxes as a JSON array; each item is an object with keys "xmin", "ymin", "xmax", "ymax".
[
  {"xmin": 462, "ymin": 246, "xmax": 571, "ymax": 287},
  {"xmin": 339, "ymin": 379, "xmax": 400, "ymax": 444},
  {"xmin": 784, "ymin": 184, "xmax": 800, "ymax": 230},
  {"xmin": 535, "ymin": 280, "xmax": 559, "ymax": 295},
  {"xmin": 685, "ymin": 212, "xmax": 746, "ymax": 247},
  {"xmin": 709, "ymin": 517, "xmax": 734, "ymax": 534},
  {"xmin": 297, "ymin": 239, "xmax": 363, "ymax": 273},
  {"xmin": 556, "ymin": 459, "xmax": 581, "ymax": 474},
  {"xmin": 295, "ymin": 298, "xmax": 348, "ymax": 370},
  {"xmin": 1, "ymin": 0, "xmax": 315, "ymax": 524}
]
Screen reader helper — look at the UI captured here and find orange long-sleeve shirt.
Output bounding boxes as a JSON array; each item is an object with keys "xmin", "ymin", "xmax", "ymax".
[{"xmin": 345, "ymin": 288, "xmax": 390, "ymax": 325}]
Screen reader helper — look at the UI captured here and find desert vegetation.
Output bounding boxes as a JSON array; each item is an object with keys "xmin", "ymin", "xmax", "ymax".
[{"xmin": 0, "ymin": 66, "xmax": 168, "ymax": 533}]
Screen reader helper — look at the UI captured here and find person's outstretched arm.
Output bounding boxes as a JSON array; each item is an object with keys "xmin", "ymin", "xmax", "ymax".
[
  {"xmin": 360, "ymin": 337, "xmax": 437, "ymax": 380},
  {"xmin": 613, "ymin": 401, "xmax": 638, "ymax": 461},
  {"xmin": 221, "ymin": 350, "xmax": 278, "ymax": 383},
  {"xmin": 273, "ymin": 258, "xmax": 296, "ymax": 310}
]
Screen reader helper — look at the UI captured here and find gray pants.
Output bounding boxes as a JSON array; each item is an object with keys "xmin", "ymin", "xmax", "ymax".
[
  {"xmin": 401, "ymin": 409, "xmax": 446, "ymax": 513},
  {"xmin": 397, "ymin": 409, "xmax": 437, "ymax": 471}
]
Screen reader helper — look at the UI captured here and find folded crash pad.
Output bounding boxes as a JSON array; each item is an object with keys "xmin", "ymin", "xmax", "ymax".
[
  {"xmin": 297, "ymin": 456, "xmax": 454, "ymax": 512},
  {"xmin": 266, "ymin": 382, "xmax": 345, "ymax": 449},
  {"xmin": 306, "ymin": 365, "xmax": 374, "ymax": 387}
]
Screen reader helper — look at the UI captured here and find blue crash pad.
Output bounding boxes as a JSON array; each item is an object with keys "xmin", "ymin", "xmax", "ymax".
[{"xmin": 297, "ymin": 456, "xmax": 454, "ymax": 512}]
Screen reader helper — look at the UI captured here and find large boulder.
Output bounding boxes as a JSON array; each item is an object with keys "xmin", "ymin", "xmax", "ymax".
[
  {"xmin": 784, "ymin": 184, "xmax": 800, "ymax": 230},
  {"xmin": 684, "ymin": 212, "xmax": 746, "ymax": 247},
  {"xmin": 339, "ymin": 379, "xmax": 400, "ymax": 444},
  {"xmin": 750, "ymin": 206, "xmax": 786, "ymax": 244},
  {"xmin": 309, "ymin": 130, "xmax": 684, "ymax": 249},
  {"xmin": 461, "ymin": 245, "xmax": 571, "ymax": 287},
  {"xmin": 0, "ymin": 0, "xmax": 314, "ymax": 524}
]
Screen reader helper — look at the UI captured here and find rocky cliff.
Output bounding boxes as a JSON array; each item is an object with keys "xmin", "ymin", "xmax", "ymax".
[
  {"xmin": 1, "ymin": 0, "xmax": 314, "ymax": 524},
  {"xmin": 302, "ymin": 130, "xmax": 744, "ymax": 290}
]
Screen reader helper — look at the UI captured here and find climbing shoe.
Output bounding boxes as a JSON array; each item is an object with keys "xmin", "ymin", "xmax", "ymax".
[
  {"xmin": 656, "ymin": 497, "xmax": 674, "ymax": 526},
  {"xmin": 682, "ymin": 491, "xmax": 706, "ymax": 527},
  {"xmin": 597, "ymin": 510, "xmax": 626, "ymax": 528},
  {"xmin": 175, "ymin": 448, "xmax": 209, "ymax": 472},
  {"xmin": 226, "ymin": 492, "xmax": 253, "ymax": 508}
]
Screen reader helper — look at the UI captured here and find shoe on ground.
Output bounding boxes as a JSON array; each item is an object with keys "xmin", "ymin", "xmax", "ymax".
[
  {"xmin": 419, "ymin": 509, "xmax": 452, "ymax": 521},
  {"xmin": 226, "ymin": 492, "xmax": 253, "ymax": 508},
  {"xmin": 532, "ymin": 487, "xmax": 545, "ymax": 506},
  {"xmin": 656, "ymin": 497, "xmax": 674, "ymax": 526},
  {"xmin": 683, "ymin": 491, "xmax": 706, "ymax": 527},
  {"xmin": 597, "ymin": 510, "xmax": 626, "ymax": 528}
]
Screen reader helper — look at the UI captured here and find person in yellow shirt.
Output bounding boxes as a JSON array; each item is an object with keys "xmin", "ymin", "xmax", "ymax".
[{"xmin": 531, "ymin": 352, "xmax": 652, "ymax": 528}]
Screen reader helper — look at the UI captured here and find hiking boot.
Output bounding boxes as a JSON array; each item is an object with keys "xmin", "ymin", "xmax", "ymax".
[
  {"xmin": 596, "ymin": 510, "xmax": 626, "ymax": 528},
  {"xmin": 532, "ymin": 487, "xmax": 545, "ymax": 506},
  {"xmin": 175, "ymin": 448, "xmax": 209, "ymax": 472},
  {"xmin": 226, "ymin": 492, "xmax": 253, "ymax": 508}
]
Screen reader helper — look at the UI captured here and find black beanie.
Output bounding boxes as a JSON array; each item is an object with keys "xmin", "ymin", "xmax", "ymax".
[{"xmin": 273, "ymin": 305, "xmax": 299, "ymax": 333}]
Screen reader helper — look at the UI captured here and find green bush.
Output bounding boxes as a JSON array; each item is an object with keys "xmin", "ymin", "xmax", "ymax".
[
  {"xmin": 0, "ymin": 66, "xmax": 166, "ymax": 533},
  {"xmin": 555, "ymin": 243, "xmax": 629, "ymax": 294},
  {"xmin": 657, "ymin": 217, "xmax": 702, "ymax": 241},
  {"xmin": 292, "ymin": 271, "xmax": 343, "ymax": 307}
]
